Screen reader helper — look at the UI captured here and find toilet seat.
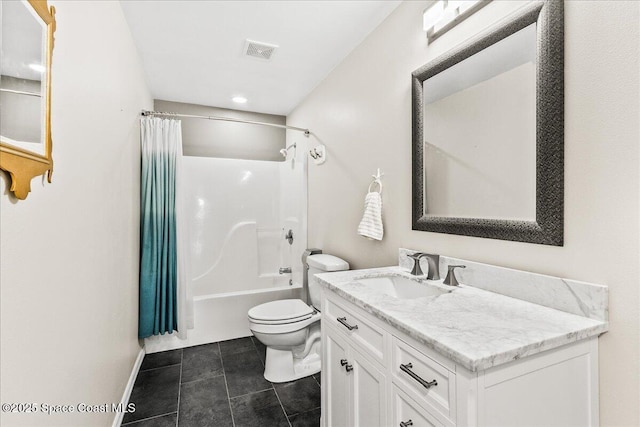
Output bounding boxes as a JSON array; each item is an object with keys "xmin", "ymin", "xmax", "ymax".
[
  {"xmin": 248, "ymin": 299, "xmax": 314, "ymax": 324},
  {"xmin": 249, "ymin": 311, "xmax": 321, "ymax": 335}
]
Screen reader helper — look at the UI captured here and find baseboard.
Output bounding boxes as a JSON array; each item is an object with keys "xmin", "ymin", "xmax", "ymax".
[{"xmin": 112, "ymin": 347, "xmax": 145, "ymax": 427}]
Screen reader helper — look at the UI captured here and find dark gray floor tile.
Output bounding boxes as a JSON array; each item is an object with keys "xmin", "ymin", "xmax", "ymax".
[
  {"xmin": 274, "ymin": 376, "xmax": 321, "ymax": 417},
  {"xmin": 140, "ymin": 349, "xmax": 182, "ymax": 371},
  {"xmin": 123, "ymin": 365, "xmax": 181, "ymax": 424},
  {"xmin": 122, "ymin": 412, "xmax": 177, "ymax": 427},
  {"xmin": 251, "ymin": 336, "xmax": 267, "ymax": 365},
  {"xmin": 230, "ymin": 389, "xmax": 289, "ymax": 427},
  {"xmin": 288, "ymin": 407, "xmax": 321, "ymax": 427},
  {"xmin": 313, "ymin": 373, "xmax": 321, "ymax": 386},
  {"xmin": 219, "ymin": 337, "xmax": 255, "ymax": 356},
  {"xmin": 223, "ymin": 349, "xmax": 272, "ymax": 397},
  {"xmin": 178, "ymin": 376, "xmax": 233, "ymax": 427},
  {"xmin": 181, "ymin": 343, "xmax": 223, "ymax": 383}
]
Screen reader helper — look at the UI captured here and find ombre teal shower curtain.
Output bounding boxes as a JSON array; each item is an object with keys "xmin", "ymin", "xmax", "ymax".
[{"xmin": 139, "ymin": 116, "xmax": 192, "ymax": 339}]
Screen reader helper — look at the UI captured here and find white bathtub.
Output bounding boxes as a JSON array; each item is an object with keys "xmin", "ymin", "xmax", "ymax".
[{"xmin": 145, "ymin": 284, "xmax": 303, "ymax": 353}]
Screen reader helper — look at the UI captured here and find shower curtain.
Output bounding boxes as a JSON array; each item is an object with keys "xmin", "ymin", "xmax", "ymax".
[{"xmin": 139, "ymin": 116, "xmax": 193, "ymax": 339}]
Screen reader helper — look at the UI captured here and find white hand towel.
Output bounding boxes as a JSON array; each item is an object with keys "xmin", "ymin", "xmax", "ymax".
[{"xmin": 357, "ymin": 191, "xmax": 383, "ymax": 240}]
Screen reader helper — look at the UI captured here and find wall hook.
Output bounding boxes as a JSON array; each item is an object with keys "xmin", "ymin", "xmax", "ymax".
[
  {"xmin": 368, "ymin": 168, "xmax": 384, "ymax": 193},
  {"xmin": 310, "ymin": 144, "xmax": 326, "ymax": 165}
]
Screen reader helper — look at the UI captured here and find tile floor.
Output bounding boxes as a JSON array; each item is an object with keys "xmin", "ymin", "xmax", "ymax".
[{"xmin": 122, "ymin": 337, "xmax": 321, "ymax": 427}]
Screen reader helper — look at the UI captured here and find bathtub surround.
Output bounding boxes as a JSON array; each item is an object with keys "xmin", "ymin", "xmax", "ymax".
[
  {"xmin": 145, "ymin": 151, "xmax": 307, "ymax": 353},
  {"xmin": 288, "ymin": 0, "xmax": 640, "ymax": 424},
  {"xmin": 0, "ymin": 1, "xmax": 152, "ymax": 426}
]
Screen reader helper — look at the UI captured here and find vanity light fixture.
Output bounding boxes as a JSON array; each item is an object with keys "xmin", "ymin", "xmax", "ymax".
[
  {"xmin": 423, "ymin": 0, "xmax": 491, "ymax": 43},
  {"xmin": 232, "ymin": 96, "xmax": 248, "ymax": 104}
]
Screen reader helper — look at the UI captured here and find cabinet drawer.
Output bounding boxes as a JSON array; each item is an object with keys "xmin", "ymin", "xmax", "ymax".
[
  {"xmin": 323, "ymin": 295, "xmax": 388, "ymax": 365},
  {"xmin": 393, "ymin": 385, "xmax": 444, "ymax": 427},
  {"xmin": 392, "ymin": 338, "xmax": 455, "ymax": 423}
]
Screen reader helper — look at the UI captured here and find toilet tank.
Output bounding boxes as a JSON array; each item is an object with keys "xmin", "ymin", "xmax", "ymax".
[{"xmin": 307, "ymin": 254, "xmax": 349, "ymax": 309}]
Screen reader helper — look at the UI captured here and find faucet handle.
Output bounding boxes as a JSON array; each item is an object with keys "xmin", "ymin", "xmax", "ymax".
[
  {"xmin": 443, "ymin": 265, "xmax": 466, "ymax": 287},
  {"xmin": 407, "ymin": 252, "xmax": 426, "ymax": 260},
  {"xmin": 408, "ymin": 253, "xmax": 426, "ymax": 275}
]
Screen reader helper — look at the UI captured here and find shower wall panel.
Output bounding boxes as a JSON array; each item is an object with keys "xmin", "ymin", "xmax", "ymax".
[{"xmin": 184, "ymin": 156, "xmax": 287, "ymax": 296}]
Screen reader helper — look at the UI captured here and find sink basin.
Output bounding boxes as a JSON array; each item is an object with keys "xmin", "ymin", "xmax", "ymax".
[{"xmin": 354, "ymin": 276, "xmax": 448, "ymax": 299}]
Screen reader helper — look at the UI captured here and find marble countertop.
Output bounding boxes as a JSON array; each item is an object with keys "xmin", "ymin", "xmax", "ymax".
[{"xmin": 316, "ymin": 266, "xmax": 609, "ymax": 372}]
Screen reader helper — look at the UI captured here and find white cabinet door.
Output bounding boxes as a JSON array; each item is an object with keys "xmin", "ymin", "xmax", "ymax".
[
  {"xmin": 324, "ymin": 326, "xmax": 350, "ymax": 427},
  {"xmin": 323, "ymin": 323, "xmax": 387, "ymax": 427},
  {"xmin": 351, "ymin": 348, "xmax": 387, "ymax": 427}
]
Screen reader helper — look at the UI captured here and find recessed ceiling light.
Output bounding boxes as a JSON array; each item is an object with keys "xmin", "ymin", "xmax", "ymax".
[
  {"xmin": 232, "ymin": 96, "xmax": 248, "ymax": 104},
  {"xmin": 28, "ymin": 63, "xmax": 45, "ymax": 73}
]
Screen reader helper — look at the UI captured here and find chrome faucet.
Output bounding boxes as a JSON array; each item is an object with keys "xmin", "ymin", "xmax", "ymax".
[
  {"xmin": 279, "ymin": 267, "xmax": 292, "ymax": 274},
  {"xmin": 407, "ymin": 253, "xmax": 440, "ymax": 280}
]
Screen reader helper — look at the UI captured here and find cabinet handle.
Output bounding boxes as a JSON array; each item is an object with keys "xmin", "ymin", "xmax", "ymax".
[
  {"xmin": 400, "ymin": 420, "xmax": 414, "ymax": 427},
  {"xmin": 399, "ymin": 362, "xmax": 438, "ymax": 389},
  {"xmin": 337, "ymin": 316, "xmax": 358, "ymax": 330},
  {"xmin": 340, "ymin": 358, "xmax": 353, "ymax": 372}
]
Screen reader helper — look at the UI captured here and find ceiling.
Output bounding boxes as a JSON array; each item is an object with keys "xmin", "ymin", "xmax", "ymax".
[{"xmin": 120, "ymin": 1, "xmax": 401, "ymax": 116}]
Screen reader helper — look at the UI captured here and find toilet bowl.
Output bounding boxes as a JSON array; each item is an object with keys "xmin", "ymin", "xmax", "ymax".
[
  {"xmin": 248, "ymin": 254, "xmax": 349, "ymax": 383},
  {"xmin": 249, "ymin": 299, "xmax": 322, "ymax": 383}
]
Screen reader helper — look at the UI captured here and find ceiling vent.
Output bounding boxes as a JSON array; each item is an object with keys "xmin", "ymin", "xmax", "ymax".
[{"xmin": 244, "ymin": 39, "xmax": 278, "ymax": 60}]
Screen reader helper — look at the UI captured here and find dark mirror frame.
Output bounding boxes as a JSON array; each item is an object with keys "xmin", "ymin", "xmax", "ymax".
[{"xmin": 412, "ymin": 0, "xmax": 564, "ymax": 246}]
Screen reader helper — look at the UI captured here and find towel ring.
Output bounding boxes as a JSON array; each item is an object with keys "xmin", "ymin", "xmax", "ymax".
[{"xmin": 368, "ymin": 179, "xmax": 382, "ymax": 194}]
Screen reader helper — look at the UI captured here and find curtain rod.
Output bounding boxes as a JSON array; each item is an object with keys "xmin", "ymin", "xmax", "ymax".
[{"xmin": 141, "ymin": 110, "xmax": 310, "ymax": 136}]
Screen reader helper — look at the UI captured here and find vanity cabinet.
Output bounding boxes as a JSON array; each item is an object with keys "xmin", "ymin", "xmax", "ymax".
[
  {"xmin": 323, "ymin": 303, "xmax": 388, "ymax": 426},
  {"xmin": 321, "ymin": 289, "xmax": 600, "ymax": 427}
]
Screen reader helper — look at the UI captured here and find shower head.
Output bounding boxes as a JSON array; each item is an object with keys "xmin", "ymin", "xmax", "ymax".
[{"xmin": 280, "ymin": 143, "xmax": 296, "ymax": 159}]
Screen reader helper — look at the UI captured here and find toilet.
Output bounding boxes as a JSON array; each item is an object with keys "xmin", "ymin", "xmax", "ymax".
[{"xmin": 248, "ymin": 254, "xmax": 349, "ymax": 383}]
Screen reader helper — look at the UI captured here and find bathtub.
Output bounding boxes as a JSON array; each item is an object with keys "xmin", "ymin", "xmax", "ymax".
[{"xmin": 145, "ymin": 283, "xmax": 302, "ymax": 353}]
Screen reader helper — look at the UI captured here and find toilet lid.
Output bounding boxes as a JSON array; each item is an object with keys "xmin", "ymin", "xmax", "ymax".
[{"xmin": 248, "ymin": 299, "xmax": 313, "ymax": 322}]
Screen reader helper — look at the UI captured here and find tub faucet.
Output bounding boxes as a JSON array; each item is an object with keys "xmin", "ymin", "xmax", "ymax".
[
  {"xmin": 407, "ymin": 253, "xmax": 440, "ymax": 280},
  {"xmin": 279, "ymin": 267, "xmax": 292, "ymax": 274}
]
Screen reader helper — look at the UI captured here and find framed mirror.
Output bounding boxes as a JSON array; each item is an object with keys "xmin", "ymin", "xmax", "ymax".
[
  {"xmin": 0, "ymin": 0, "xmax": 56, "ymax": 200},
  {"xmin": 412, "ymin": 0, "xmax": 563, "ymax": 246}
]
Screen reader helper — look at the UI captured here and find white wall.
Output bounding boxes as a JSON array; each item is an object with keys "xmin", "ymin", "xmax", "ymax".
[
  {"xmin": 288, "ymin": 1, "xmax": 640, "ymax": 425},
  {"xmin": 155, "ymin": 99, "xmax": 286, "ymax": 161},
  {"xmin": 0, "ymin": 1, "xmax": 152, "ymax": 426}
]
